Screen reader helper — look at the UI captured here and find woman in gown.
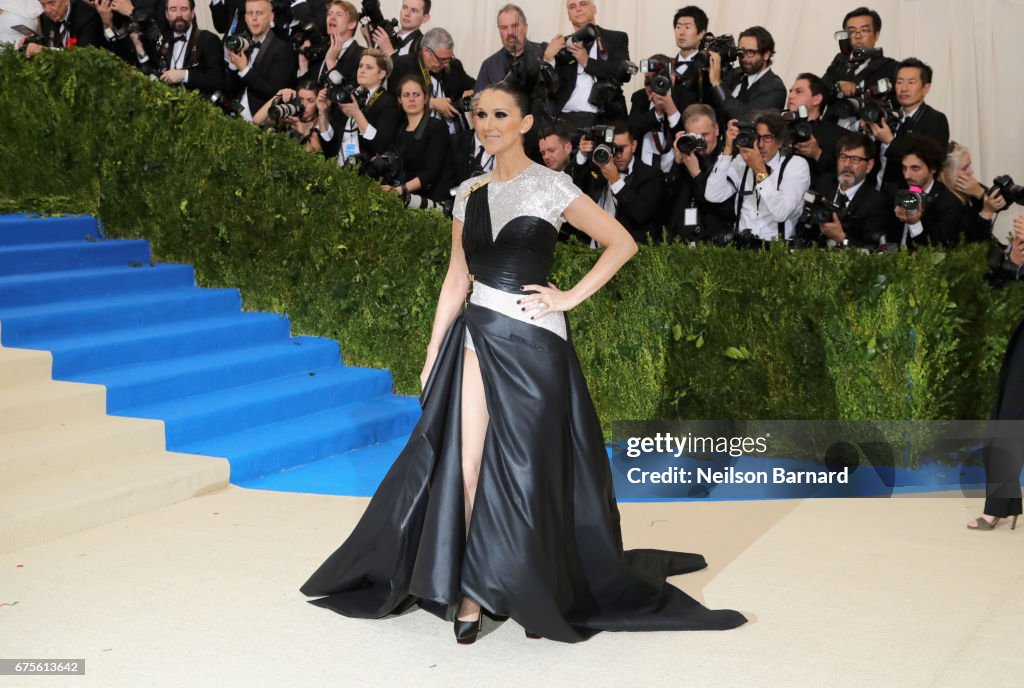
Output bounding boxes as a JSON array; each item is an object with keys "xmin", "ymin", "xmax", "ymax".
[{"xmin": 300, "ymin": 81, "xmax": 748, "ymax": 643}]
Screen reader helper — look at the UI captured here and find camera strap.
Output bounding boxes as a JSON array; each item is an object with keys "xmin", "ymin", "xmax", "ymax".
[{"xmin": 734, "ymin": 152, "xmax": 794, "ymax": 238}]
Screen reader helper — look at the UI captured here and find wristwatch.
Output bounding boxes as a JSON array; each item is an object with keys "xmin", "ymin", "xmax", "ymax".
[
  {"xmin": 104, "ymin": 27, "xmax": 116, "ymax": 41},
  {"xmin": 754, "ymin": 171, "xmax": 770, "ymax": 185}
]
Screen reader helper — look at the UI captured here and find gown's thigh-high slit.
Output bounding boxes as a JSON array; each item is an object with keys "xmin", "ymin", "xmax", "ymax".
[{"xmin": 457, "ymin": 346, "xmax": 488, "ymax": 619}]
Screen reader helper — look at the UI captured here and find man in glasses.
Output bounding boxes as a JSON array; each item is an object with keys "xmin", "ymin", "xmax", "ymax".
[
  {"xmin": 822, "ymin": 6, "xmax": 898, "ymax": 113},
  {"xmin": 795, "ymin": 132, "xmax": 890, "ymax": 249},
  {"xmin": 707, "ymin": 25, "xmax": 785, "ymax": 124},
  {"xmin": 582, "ymin": 122, "xmax": 665, "ymax": 244},
  {"xmin": 390, "ymin": 26, "xmax": 475, "ymax": 134},
  {"xmin": 706, "ymin": 111, "xmax": 811, "ymax": 243}
]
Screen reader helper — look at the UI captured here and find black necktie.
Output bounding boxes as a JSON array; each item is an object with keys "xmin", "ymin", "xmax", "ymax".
[
  {"xmin": 55, "ymin": 21, "xmax": 66, "ymax": 46},
  {"xmin": 737, "ymin": 75, "xmax": 750, "ymax": 100},
  {"xmin": 837, "ymin": 192, "xmax": 850, "ymax": 212}
]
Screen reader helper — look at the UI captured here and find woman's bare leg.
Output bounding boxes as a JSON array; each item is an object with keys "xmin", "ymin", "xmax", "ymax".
[{"xmin": 457, "ymin": 347, "xmax": 489, "ymax": 621}]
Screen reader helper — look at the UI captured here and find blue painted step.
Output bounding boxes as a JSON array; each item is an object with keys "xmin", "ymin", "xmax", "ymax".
[
  {"xmin": 69, "ymin": 336, "xmax": 342, "ymax": 413},
  {"xmin": 31, "ymin": 312, "xmax": 293, "ymax": 377},
  {"xmin": 0, "ymin": 288, "xmax": 242, "ymax": 344},
  {"xmin": 0, "ymin": 239, "xmax": 151, "ymax": 275},
  {"xmin": 0, "ymin": 214, "xmax": 100, "ymax": 245},
  {"xmin": 240, "ymin": 436, "xmax": 413, "ymax": 495},
  {"xmin": 187, "ymin": 396, "xmax": 420, "ymax": 482},
  {"xmin": 121, "ymin": 365, "xmax": 396, "ymax": 446},
  {"xmin": 0, "ymin": 264, "xmax": 197, "ymax": 308}
]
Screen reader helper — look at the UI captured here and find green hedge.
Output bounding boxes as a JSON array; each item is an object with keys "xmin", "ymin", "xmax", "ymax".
[{"xmin": 2, "ymin": 47, "xmax": 1022, "ymax": 427}]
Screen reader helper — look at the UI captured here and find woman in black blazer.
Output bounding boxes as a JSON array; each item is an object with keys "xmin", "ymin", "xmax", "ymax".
[
  {"xmin": 318, "ymin": 48, "xmax": 400, "ymax": 162},
  {"xmin": 383, "ymin": 74, "xmax": 452, "ymax": 205}
]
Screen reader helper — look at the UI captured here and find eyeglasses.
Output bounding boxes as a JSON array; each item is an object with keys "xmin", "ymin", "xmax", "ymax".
[
  {"xmin": 738, "ymin": 49, "xmax": 763, "ymax": 58},
  {"xmin": 838, "ymin": 153, "xmax": 869, "ymax": 164},
  {"xmin": 757, "ymin": 134, "xmax": 776, "ymax": 143},
  {"xmin": 426, "ymin": 47, "xmax": 452, "ymax": 66},
  {"xmin": 844, "ymin": 26, "xmax": 875, "ymax": 36}
]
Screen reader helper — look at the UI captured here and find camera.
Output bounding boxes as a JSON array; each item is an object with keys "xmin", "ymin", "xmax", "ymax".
[
  {"xmin": 290, "ymin": 21, "xmax": 328, "ymax": 61},
  {"xmin": 579, "ymin": 125, "xmax": 616, "ymax": 165},
  {"xmin": 587, "ymin": 61, "xmax": 637, "ymax": 119},
  {"xmin": 782, "ymin": 105, "xmax": 813, "ymax": 144},
  {"xmin": 692, "ymin": 33, "xmax": 741, "ymax": 71},
  {"xmin": 321, "ymin": 67, "xmax": 365, "ymax": 106},
  {"xmin": 359, "ymin": 0, "xmax": 401, "ymax": 47},
  {"xmin": 675, "ymin": 132, "xmax": 707, "ymax": 155},
  {"xmin": 209, "ymin": 91, "xmax": 245, "ymax": 118},
  {"xmin": 128, "ymin": 9, "xmax": 163, "ymax": 46},
  {"xmin": 850, "ymin": 47, "xmax": 884, "ymax": 64},
  {"xmin": 832, "ymin": 78, "xmax": 896, "ymax": 122},
  {"xmin": 224, "ymin": 34, "xmax": 253, "ymax": 53},
  {"xmin": 559, "ymin": 22, "xmax": 598, "ymax": 59},
  {"xmin": 733, "ymin": 121, "xmax": 759, "ymax": 149},
  {"xmin": 640, "ymin": 58, "xmax": 672, "ymax": 96},
  {"xmin": 895, "ymin": 185, "xmax": 926, "ymax": 214},
  {"xmin": 269, "ymin": 98, "xmax": 303, "ymax": 121},
  {"xmin": 362, "ymin": 150, "xmax": 404, "ymax": 186},
  {"xmin": 991, "ymin": 175, "xmax": 1024, "ymax": 206},
  {"xmin": 799, "ymin": 191, "xmax": 844, "ymax": 226}
]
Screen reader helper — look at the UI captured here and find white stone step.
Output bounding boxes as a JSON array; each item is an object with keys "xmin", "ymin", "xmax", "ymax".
[
  {"xmin": 0, "ymin": 344, "xmax": 53, "ymax": 387},
  {"xmin": 0, "ymin": 377, "xmax": 107, "ymax": 432}
]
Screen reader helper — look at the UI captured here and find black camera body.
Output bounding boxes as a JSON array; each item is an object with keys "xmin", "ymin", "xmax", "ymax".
[
  {"xmin": 895, "ymin": 186, "xmax": 926, "ymax": 214},
  {"xmin": 782, "ymin": 105, "xmax": 813, "ymax": 144},
  {"xmin": 832, "ymin": 78, "xmax": 897, "ymax": 125},
  {"xmin": 558, "ymin": 23, "xmax": 599, "ymax": 60},
  {"xmin": 359, "ymin": 0, "xmax": 400, "ymax": 47},
  {"xmin": 799, "ymin": 191, "xmax": 844, "ymax": 226},
  {"xmin": 209, "ymin": 91, "xmax": 245, "ymax": 118},
  {"xmin": 579, "ymin": 125, "xmax": 616, "ymax": 165},
  {"xmin": 734, "ymin": 121, "xmax": 759, "ymax": 149},
  {"xmin": 991, "ymin": 175, "xmax": 1024, "ymax": 206},
  {"xmin": 851, "ymin": 47, "xmax": 884, "ymax": 64},
  {"xmin": 693, "ymin": 33, "xmax": 740, "ymax": 71},
  {"xmin": 320, "ymin": 67, "xmax": 365, "ymax": 106},
  {"xmin": 224, "ymin": 33, "xmax": 254, "ymax": 53},
  {"xmin": 290, "ymin": 22, "xmax": 328, "ymax": 61},
  {"xmin": 640, "ymin": 58, "xmax": 672, "ymax": 96},
  {"xmin": 675, "ymin": 132, "xmax": 707, "ymax": 155},
  {"xmin": 362, "ymin": 150, "xmax": 404, "ymax": 186},
  {"xmin": 587, "ymin": 61, "xmax": 637, "ymax": 120}
]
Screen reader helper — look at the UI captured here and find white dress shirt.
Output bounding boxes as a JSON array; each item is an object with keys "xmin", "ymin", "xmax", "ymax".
[{"xmin": 706, "ymin": 150, "xmax": 811, "ymax": 240}]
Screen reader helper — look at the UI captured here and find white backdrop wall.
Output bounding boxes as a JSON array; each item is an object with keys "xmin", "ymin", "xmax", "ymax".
[{"xmin": 197, "ymin": 0, "xmax": 1024, "ymax": 240}]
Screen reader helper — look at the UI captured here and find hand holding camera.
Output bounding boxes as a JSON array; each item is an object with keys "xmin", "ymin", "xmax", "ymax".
[
  {"xmin": 543, "ymin": 34, "xmax": 566, "ymax": 63},
  {"xmin": 894, "ymin": 187, "xmax": 924, "ymax": 225},
  {"xmin": 673, "ymin": 132, "xmax": 704, "ymax": 175},
  {"xmin": 867, "ymin": 117, "xmax": 894, "ymax": 145}
]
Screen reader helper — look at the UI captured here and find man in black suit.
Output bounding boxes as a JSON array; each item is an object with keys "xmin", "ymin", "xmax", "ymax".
[
  {"xmin": 628, "ymin": 54, "xmax": 695, "ymax": 182},
  {"xmin": 796, "ymin": 132, "xmax": 889, "ymax": 249},
  {"xmin": 822, "ymin": 6, "xmax": 898, "ymax": 129},
  {"xmin": 389, "ymin": 27, "xmax": 475, "ymax": 135},
  {"xmin": 23, "ymin": 0, "xmax": 102, "ymax": 58},
  {"xmin": 892, "ymin": 134, "xmax": 962, "ymax": 248},
  {"xmin": 581, "ymin": 122, "xmax": 665, "ymax": 244},
  {"xmin": 867, "ymin": 57, "xmax": 950, "ymax": 193},
  {"xmin": 150, "ymin": 0, "xmax": 223, "ymax": 96},
  {"xmin": 543, "ymin": 0, "xmax": 630, "ymax": 128},
  {"xmin": 363, "ymin": 0, "xmax": 429, "ymax": 57},
  {"xmin": 301, "ymin": 0, "xmax": 362, "ymax": 84},
  {"xmin": 665, "ymin": 104, "xmax": 736, "ymax": 244},
  {"xmin": 536, "ymin": 122, "xmax": 592, "ymax": 243},
  {"xmin": 707, "ymin": 25, "xmax": 785, "ymax": 123},
  {"xmin": 786, "ymin": 72, "xmax": 846, "ymax": 178},
  {"xmin": 226, "ymin": 0, "xmax": 298, "ymax": 122},
  {"xmin": 670, "ymin": 6, "xmax": 713, "ymax": 106}
]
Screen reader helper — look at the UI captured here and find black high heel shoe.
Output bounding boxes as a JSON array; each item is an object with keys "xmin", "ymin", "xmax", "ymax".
[{"xmin": 454, "ymin": 616, "xmax": 482, "ymax": 645}]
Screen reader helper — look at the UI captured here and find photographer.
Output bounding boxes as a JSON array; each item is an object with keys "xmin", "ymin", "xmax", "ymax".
[
  {"xmin": 362, "ymin": 0, "xmax": 428, "ymax": 56},
  {"xmin": 129, "ymin": 0, "xmax": 222, "ymax": 96},
  {"xmin": 225, "ymin": 0, "xmax": 297, "ymax": 122},
  {"xmin": 21, "ymin": 0, "xmax": 102, "ymax": 58},
  {"xmin": 705, "ymin": 111, "xmax": 811, "ymax": 242},
  {"xmin": 707, "ymin": 26, "xmax": 785, "ymax": 123},
  {"xmin": 671, "ymin": 6, "xmax": 710, "ymax": 103},
  {"xmin": 891, "ymin": 134, "xmax": 962, "ymax": 249},
  {"xmin": 822, "ymin": 7, "xmax": 897, "ymax": 129},
  {"xmin": 628, "ymin": 54, "xmax": 694, "ymax": 179},
  {"xmin": 253, "ymin": 81, "xmax": 323, "ymax": 152},
  {"xmin": 868, "ymin": 57, "xmax": 949, "ymax": 192},
  {"xmin": 390, "ymin": 27, "xmax": 475, "ymax": 135},
  {"xmin": 785, "ymin": 73, "xmax": 845, "ymax": 178},
  {"xmin": 665, "ymin": 104, "xmax": 735, "ymax": 243},
  {"xmin": 579, "ymin": 122, "xmax": 664, "ymax": 244},
  {"xmin": 474, "ymin": 4, "xmax": 547, "ymax": 92},
  {"xmin": 795, "ymin": 132, "xmax": 889, "ymax": 249},
  {"xmin": 301, "ymin": 0, "xmax": 361, "ymax": 84},
  {"xmin": 941, "ymin": 142, "xmax": 1009, "ymax": 243},
  {"xmin": 537, "ymin": 122, "xmax": 591, "ymax": 243},
  {"xmin": 318, "ymin": 48, "xmax": 399, "ymax": 163},
  {"xmin": 544, "ymin": 0, "xmax": 630, "ymax": 129},
  {"xmin": 449, "ymin": 93, "xmax": 493, "ymax": 187},
  {"xmin": 382, "ymin": 74, "xmax": 451, "ymax": 207}
]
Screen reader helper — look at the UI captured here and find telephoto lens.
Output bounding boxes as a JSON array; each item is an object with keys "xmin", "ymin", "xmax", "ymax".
[{"xmin": 224, "ymin": 34, "xmax": 253, "ymax": 53}]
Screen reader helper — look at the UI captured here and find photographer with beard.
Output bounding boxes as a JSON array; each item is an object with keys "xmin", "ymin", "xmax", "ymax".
[
  {"xmin": 665, "ymin": 104, "xmax": 735, "ymax": 243},
  {"xmin": 253, "ymin": 80, "xmax": 324, "ymax": 152},
  {"xmin": 474, "ymin": 3, "xmax": 547, "ymax": 92},
  {"xmin": 785, "ymin": 72, "xmax": 845, "ymax": 178},
  {"xmin": 128, "ymin": 0, "xmax": 222, "ymax": 96},
  {"xmin": 707, "ymin": 25, "xmax": 785, "ymax": 124},
  {"xmin": 891, "ymin": 134, "xmax": 961, "ymax": 249}
]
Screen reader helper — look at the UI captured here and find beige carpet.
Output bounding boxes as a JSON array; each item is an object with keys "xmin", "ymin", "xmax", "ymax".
[{"xmin": 1, "ymin": 486, "xmax": 1021, "ymax": 688}]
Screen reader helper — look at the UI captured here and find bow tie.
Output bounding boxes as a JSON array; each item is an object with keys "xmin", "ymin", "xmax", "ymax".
[
  {"xmin": 172, "ymin": 34, "xmax": 187, "ymax": 43},
  {"xmin": 251, "ymin": 40, "xmax": 262, "ymax": 50}
]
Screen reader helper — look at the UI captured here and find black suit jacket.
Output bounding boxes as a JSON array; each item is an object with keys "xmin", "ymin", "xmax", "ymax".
[
  {"xmin": 797, "ymin": 174, "xmax": 891, "ymax": 248},
  {"xmin": 389, "ymin": 53, "xmax": 475, "ymax": 101},
  {"xmin": 37, "ymin": 0, "xmax": 103, "ymax": 49},
  {"xmin": 799, "ymin": 118, "xmax": 847, "ymax": 178},
  {"xmin": 665, "ymin": 150, "xmax": 736, "ymax": 244},
  {"xmin": 713, "ymin": 67, "xmax": 786, "ymax": 123},
  {"xmin": 627, "ymin": 87, "xmax": 694, "ymax": 153},
  {"xmin": 889, "ymin": 179, "xmax": 962, "ymax": 248},
  {"xmin": 211, "ymin": 0, "xmax": 245, "ymax": 36},
  {"xmin": 823, "ymin": 53, "xmax": 898, "ymax": 95},
  {"xmin": 306, "ymin": 39, "xmax": 362, "ymax": 85},
  {"xmin": 880, "ymin": 103, "xmax": 950, "ymax": 190},
  {"xmin": 321, "ymin": 89, "xmax": 401, "ymax": 160},
  {"xmin": 550, "ymin": 26, "xmax": 630, "ymax": 115},
  {"xmin": 170, "ymin": 28, "xmax": 224, "ymax": 96},
  {"xmin": 583, "ymin": 159, "xmax": 664, "ymax": 243},
  {"xmin": 227, "ymin": 32, "xmax": 298, "ymax": 118}
]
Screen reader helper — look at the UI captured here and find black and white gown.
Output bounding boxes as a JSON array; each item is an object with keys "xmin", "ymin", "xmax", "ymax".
[{"xmin": 300, "ymin": 163, "xmax": 747, "ymax": 642}]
